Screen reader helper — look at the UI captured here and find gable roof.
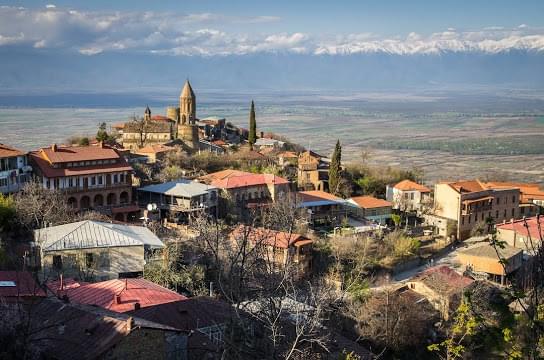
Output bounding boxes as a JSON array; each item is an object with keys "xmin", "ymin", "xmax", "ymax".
[
  {"xmin": 128, "ymin": 297, "xmax": 234, "ymax": 331},
  {"xmin": 0, "ymin": 143, "xmax": 25, "ymax": 158},
  {"xmin": 394, "ymin": 179, "xmax": 431, "ymax": 192},
  {"xmin": 138, "ymin": 180, "xmax": 216, "ymax": 198},
  {"xmin": 0, "ymin": 271, "xmax": 46, "ymax": 298},
  {"xmin": 38, "ymin": 145, "xmax": 121, "ymax": 164},
  {"xmin": 349, "ymin": 196, "xmax": 392, "ymax": 209},
  {"xmin": 198, "ymin": 169, "xmax": 252, "ymax": 184},
  {"xmin": 47, "ymin": 278, "xmax": 186, "ymax": 313},
  {"xmin": 134, "ymin": 144, "xmax": 176, "ymax": 155},
  {"xmin": 231, "ymin": 225, "xmax": 311, "ymax": 249},
  {"xmin": 35, "ymin": 221, "xmax": 165, "ymax": 252},
  {"xmin": 411, "ymin": 266, "xmax": 473, "ymax": 296},
  {"xmin": 26, "ymin": 297, "xmax": 182, "ymax": 360}
]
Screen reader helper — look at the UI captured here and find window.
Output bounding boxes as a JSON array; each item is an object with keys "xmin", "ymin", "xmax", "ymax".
[
  {"xmin": 113, "ymin": 174, "xmax": 118, "ymax": 183},
  {"xmin": 497, "ymin": 197, "xmax": 500, "ymax": 205},
  {"xmin": 504, "ymin": 209, "xmax": 507, "ymax": 218},
  {"xmin": 53, "ymin": 255, "xmax": 63, "ymax": 270},
  {"xmin": 468, "ymin": 215, "xmax": 471, "ymax": 224},
  {"xmin": 461, "ymin": 216, "xmax": 464, "ymax": 225},
  {"xmin": 85, "ymin": 253, "xmax": 94, "ymax": 268},
  {"xmin": 120, "ymin": 174, "xmax": 126, "ymax": 183},
  {"xmin": 0, "ymin": 178, "xmax": 7, "ymax": 187},
  {"xmin": 512, "ymin": 195, "xmax": 516, "ymax": 203},
  {"xmin": 521, "ymin": 207, "xmax": 525, "ymax": 214},
  {"xmin": 512, "ymin": 208, "xmax": 515, "ymax": 217},
  {"xmin": 496, "ymin": 210, "xmax": 499, "ymax": 219},
  {"xmin": 98, "ymin": 252, "xmax": 110, "ymax": 270},
  {"xmin": 410, "ymin": 192, "xmax": 414, "ymax": 200},
  {"xmin": 98, "ymin": 176, "xmax": 103, "ymax": 185}
]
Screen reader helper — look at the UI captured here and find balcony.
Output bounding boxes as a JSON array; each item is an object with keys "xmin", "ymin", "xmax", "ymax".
[{"xmin": 62, "ymin": 182, "xmax": 131, "ymax": 194}]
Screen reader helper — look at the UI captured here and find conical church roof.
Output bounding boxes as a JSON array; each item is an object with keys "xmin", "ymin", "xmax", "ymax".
[{"xmin": 180, "ymin": 80, "xmax": 195, "ymax": 98}]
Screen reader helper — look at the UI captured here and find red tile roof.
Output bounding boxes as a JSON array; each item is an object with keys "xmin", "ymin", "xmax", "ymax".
[
  {"xmin": 497, "ymin": 216, "xmax": 544, "ymax": 240},
  {"xmin": 198, "ymin": 169, "xmax": 252, "ymax": 184},
  {"xmin": 394, "ymin": 179, "xmax": 431, "ymax": 192},
  {"xmin": 231, "ymin": 225, "xmax": 312, "ymax": 249},
  {"xmin": 0, "ymin": 271, "xmax": 46, "ymax": 298},
  {"xmin": 0, "ymin": 143, "xmax": 25, "ymax": 158},
  {"xmin": 484, "ymin": 182, "xmax": 544, "ymax": 202},
  {"xmin": 151, "ymin": 115, "xmax": 172, "ymax": 122},
  {"xmin": 47, "ymin": 278, "xmax": 186, "ymax": 313},
  {"xmin": 350, "ymin": 196, "xmax": 392, "ymax": 209},
  {"xmin": 211, "ymin": 173, "xmax": 289, "ymax": 189},
  {"xmin": 278, "ymin": 151, "xmax": 298, "ymax": 159}
]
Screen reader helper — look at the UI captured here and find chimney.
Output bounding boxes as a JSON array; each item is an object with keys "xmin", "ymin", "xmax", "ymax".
[
  {"xmin": 134, "ymin": 302, "xmax": 141, "ymax": 311},
  {"xmin": 126, "ymin": 317, "xmax": 134, "ymax": 332},
  {"xmin": 260, "ymin": 131, "xmax": 264, "ymax": 139},
  {"xmin": 51, "ymin": 144, "xmax": 57, "ymax": 152},
  {"xmin": 116, "ymin": 294, "xmax": 122, "ymax": 304}
]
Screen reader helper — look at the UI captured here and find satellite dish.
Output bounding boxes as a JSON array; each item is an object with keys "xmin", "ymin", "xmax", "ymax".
[{"xmin": 147, "ymin": 204, "xmax": 153, "ymax": 211}]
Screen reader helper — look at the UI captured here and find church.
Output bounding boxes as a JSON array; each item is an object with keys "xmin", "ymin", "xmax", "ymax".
[{"xmin": 121, "ymin": 80, "xmax": 201, "ymax": 151}]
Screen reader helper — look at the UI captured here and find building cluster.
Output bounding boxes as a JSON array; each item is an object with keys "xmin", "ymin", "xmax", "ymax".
[{"xmin": 2, "ymin": 79, "xmax": 544, "ymax": 358}]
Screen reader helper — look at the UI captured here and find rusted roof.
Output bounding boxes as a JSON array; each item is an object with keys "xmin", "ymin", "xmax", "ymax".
[
  {"xmin": 0, "ymin": 143, "xmax": 25, "ymax": 158},
  {"xmin": 26, "ymin": 297, "xmax": 182, "ymax": 360},
  {"xmin": 349, "ymin": 196, "xmax": 392, "ymax": 209},
  {"xmin": 411, "ymin": 266, "xmax": 473, "ymax": 296},
  {"xmin": 484, "ymin": 181, "xmax": 544, "ymax": 202},
  {"xmin": 447, "ymin": 180, "xmax": 486, "ymax": 193},
  {"xmin": 47, "ymin": 278, "xmax": 186, "ymax": 313},
  {"xmin": 394, "ymin": 179, "xmax": 431, "ymax": 192},
  {"xmin": 135, "ymin": 144, "xmax": 176, "ymax": 155},
  {"xmin": 0, "ymin": 271, "xmax": 46, "ymax": 298},
  {"xmin": 128, "ymin": 297, "xmax": 234, "ymax": 331},
  {"xmin": 458, "ymin": 243, "xmax": 522, "ymax": 260},
  {"xmin": 230, "ymin": 225, "xmax": 312, "ymax": 249},
  {"xmin": 38, "ymin": 145, "xmax": 120, "ymax": 163}
]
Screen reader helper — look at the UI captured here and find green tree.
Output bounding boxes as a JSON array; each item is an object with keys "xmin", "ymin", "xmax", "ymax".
[
  {"xmin": 0, "ymin": 194, "xmax": 15, "ymax": 232},
  {"xmin": 78, "ymin": 137, "xmax": 90, "ymax": 146},
  {"xmin": 248, "ymin": 100, "xmax": 257, "ymax": 147},
  {"xmin": 96, "ymin": 122, "xmax": 109, "ymax": 142},
  {"xmin": 329, "ymin": 139, "xmax": 342, "ymax": 195}
]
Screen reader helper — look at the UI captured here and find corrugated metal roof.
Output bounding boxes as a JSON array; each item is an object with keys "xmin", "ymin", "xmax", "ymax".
[
  {"xmin": 138, "ymin": 179, "xmax": 216, "ymax": 198},
  {"xmin": 35, "ymin": 220, "xmax": 165, "ymax": 252}
]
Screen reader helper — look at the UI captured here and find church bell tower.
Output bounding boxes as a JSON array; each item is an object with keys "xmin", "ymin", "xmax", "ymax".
[{"xmin": 177, "ymin": 80, "xmax": 199, "ymax": 149}]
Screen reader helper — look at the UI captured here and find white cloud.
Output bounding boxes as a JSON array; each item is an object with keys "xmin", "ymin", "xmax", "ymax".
[{"xmin": 0, "ymin": 5, "xmax": 542, "ymax": 56}]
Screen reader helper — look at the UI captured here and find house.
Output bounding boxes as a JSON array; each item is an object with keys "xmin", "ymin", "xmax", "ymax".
[
  {"xmin": 254, "ymin": 137, "xmax": 285, "ymax": 150},
  {"xmin": 29, "ymin": 143, "xmax": 139, "ymax": 222},
  {"xmin": 134, "ymin": 144, "xmax": 177, "ymax": 163},
  {"xmin": 386, "ymin": 179, "xmax": 431, "ymax": 213},
  {"xmin": 347, "ymin": 196, "xmax": 392, "ymax": 225},
  {"xmin": 296, "ymin": 190, "xmax": 347, "ymax": 228},
  {"xmin": 46, "ymin": 277, "xmax": 186, "ymax": 312},
  {"xmin": 128, "ymin": 297, "xmax": 250, "ymax": 358},
  {"xmin": 197, "ymin": 116, "xmax": 226, "ymax": 141},
  {"xmin": 496, "ymin": 216, "xmax": 544, "ymax": 253},
  {"xmin": 17, "ymin": 297, "xmax": 187, "ymax": 360},
  {"xmin": 484, "ymin": 181, "xmax": 544, "ymax": 217},
  {"xmin": 431, "ymin": 180, "xmax": 522, "ymax": 240},
  {"xmin": 34, "ymin": 220, "xmax": 165, "ymax": 281},
  {"xmin": 457, "ymin": 243, "xmax": 523, "ymax": 284},
  {"xmin": 406, "ymin": 266, "xmax": 473, "ymax": 320},
  {"xmin": 0, "ymin": 143, "xmax": 31, "ymax": 194},
  {"xmin": 277, "ymin": 151, "xmax": 298, "ymax": 167},
  {"xmin": 137, "ymin": 180, "xmax": 218, "ymax": 223},
  {"xmin": 231, "ymin": 225, "xmax": 313, "ymax": 276},
  {"xmin": 297, "ymin": 150, "xmax": 330, "ymax": 191},
  {"xmin": 0, "ymin": 271, "xmax": 46, "ymax": 302},
  {"xmin": 204, "ymin": 171, "xmax": 290, "ymax": 215}
]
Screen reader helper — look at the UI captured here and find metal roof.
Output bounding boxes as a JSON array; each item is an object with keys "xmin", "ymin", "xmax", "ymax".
[
  {"xmin": 35, "ymin": 220, "xmax": 165, "ymax": 252},
  {"xmin": 138, "ymin": 179, "xmax": 217, "ymax": 198}
]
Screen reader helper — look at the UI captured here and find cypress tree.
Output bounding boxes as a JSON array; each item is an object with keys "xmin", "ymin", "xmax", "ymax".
[
  {"xmin": 248, "ymin": 100, "xmax": 257, "ymax": 147},
  {"xmin": 328, "ymin": 139, "xmax": 342, "ymax": 195}
]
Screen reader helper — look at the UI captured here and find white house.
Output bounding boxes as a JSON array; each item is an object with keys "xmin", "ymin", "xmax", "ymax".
[{"xmin": 386, "ymin": 179, "xmax": 431, "ymax": 213}]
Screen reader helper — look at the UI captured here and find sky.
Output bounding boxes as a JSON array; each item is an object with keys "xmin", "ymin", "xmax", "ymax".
[{"xmin": 1, "ymin": 1, "xmax": 543, "ymax": 92}]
